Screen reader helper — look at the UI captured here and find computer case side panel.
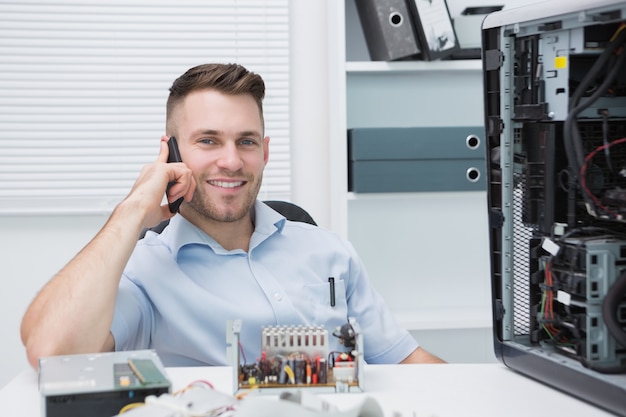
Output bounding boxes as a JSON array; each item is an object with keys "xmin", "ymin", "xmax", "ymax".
[
  {"xmin": 482, "ymin": 20, "xmax": 508, "ymax": 364},
  {"xmin": 500, "ymin": 344, "xmax": 626, "ymax": 416}
]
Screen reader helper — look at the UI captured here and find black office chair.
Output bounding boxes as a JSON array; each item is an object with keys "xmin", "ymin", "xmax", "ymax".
[
  {"xmin": 263, "ymin": 200, "xmax": 317, "ymax": 226},
  {"xmin": 139, "ymin": 200, "xmax": 316, "ymax": 239}
]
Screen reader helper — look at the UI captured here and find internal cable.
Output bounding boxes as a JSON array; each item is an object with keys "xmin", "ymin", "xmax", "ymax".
[
  {"xmin": 564, "ymin": 25, "xmax": 626, "ymax": 186},
  {"xmin": 566, "ymin": 50, "xmax": 626, "ymax": 173},
  {"xmin": 580, "ymin": 137, "xmax": 626, "ymax": 219},
  {"xmin": 600, "ymin": 109, "xmax": 613, "ymax": 172},
  {"xmin": 568, "ymin": 59, "xmax": 626, "ymax": 220}
]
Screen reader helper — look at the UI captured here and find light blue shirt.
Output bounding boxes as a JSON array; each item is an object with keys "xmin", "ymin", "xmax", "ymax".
[{"xmin": 111, "ymin": 200, "xmax": 418, "ymax": 366}]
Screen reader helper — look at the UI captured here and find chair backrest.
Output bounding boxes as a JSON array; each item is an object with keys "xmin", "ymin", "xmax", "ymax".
[
  {"xmin": 139, "ymin": 200, "xmax": 316, "ymax": 239},
  {"xmin": 263, "ymin": 200, "xmax": 317, "ymax": 226}
]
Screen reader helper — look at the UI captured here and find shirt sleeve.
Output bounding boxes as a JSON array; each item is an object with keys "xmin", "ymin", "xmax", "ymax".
[{"xmin": 110, "ymin": 275, "xmax": 153, "ymax": 351}]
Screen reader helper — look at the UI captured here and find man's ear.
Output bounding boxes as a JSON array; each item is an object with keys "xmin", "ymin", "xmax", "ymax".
[{"xmin": 263, "ymin": 136, "xmax": 270, "ymax": 165}]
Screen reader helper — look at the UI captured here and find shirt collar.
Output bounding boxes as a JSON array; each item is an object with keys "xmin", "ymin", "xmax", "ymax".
[{"xmin": 161, "ymin": 200, "xmax": 287, "ymax": 258}]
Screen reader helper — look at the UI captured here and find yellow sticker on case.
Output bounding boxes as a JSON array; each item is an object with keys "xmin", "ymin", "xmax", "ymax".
[{"xmin": 555, "ymin": 56, "xmax": 567, "ymax": 69}]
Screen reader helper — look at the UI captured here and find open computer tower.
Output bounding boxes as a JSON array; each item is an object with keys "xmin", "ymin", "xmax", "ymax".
[{"xmin": 482, "ymin": 1, "xmax": 626, "ymax": 415}]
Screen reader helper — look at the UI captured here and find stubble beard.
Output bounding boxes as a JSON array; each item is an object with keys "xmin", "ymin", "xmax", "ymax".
[{"xmin": 187, "ymin": 173, "xmax": 263, "ymax": 223}]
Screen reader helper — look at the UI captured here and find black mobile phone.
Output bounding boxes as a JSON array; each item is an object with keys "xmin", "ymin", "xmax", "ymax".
[{"xmin": 166, "ymin": 136, "xmax": 184, "ymax": 213}]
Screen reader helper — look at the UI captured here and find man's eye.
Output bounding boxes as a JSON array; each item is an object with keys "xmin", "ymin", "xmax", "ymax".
[
  {"xmin": 240, "ymin": 139, "xmax": 255, "ymax": 146},
  {"xmin": 200, "ymin": 138, "xmax": 215, "ymax": 144}
]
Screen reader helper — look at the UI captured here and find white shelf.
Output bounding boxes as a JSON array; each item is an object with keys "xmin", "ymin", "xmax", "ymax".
[
  {"xmin": 394, "ymin": 307, "xmax": 492, "ymax": 331},
  {"xmin": 346, "ymin": 59, "xmax": 482, "ymax": 73}
]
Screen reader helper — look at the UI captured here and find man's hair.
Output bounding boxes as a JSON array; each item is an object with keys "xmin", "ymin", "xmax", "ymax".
[{"xmin": 166, "ymin": 63, "xmax": 266, "ymax": 129}]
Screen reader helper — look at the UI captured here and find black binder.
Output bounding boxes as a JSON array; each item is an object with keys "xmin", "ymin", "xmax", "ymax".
[
  {"xmin": 354, "ymin": 0, "xmax": 420, "ymax": 61},
  {"xmin": 406, "ymin": 0, "xmax": 460, "ymax": 61}
]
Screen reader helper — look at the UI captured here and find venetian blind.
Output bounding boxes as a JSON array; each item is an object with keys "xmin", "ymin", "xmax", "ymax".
[{"xmin": 0, "ymin": 0, "xmax": 290, "ymax": 214}]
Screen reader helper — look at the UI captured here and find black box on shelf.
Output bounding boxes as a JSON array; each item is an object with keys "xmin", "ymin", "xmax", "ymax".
[{"xmin": 348, "ymin": 126, "xmax": 486, "ymax": 193}]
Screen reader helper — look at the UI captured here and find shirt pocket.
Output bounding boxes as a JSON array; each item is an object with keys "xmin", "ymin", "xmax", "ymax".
[{"xmin": 303, "ymin": 279, "xmax": 348, "ymax": 325}]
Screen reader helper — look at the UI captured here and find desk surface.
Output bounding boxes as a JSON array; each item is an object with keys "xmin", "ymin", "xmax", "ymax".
[{"xmin": 0, "ymin": 363, "xmax": 616, "ymax": 417}]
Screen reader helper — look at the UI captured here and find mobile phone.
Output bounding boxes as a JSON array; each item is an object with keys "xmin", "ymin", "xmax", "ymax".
[{"xmin": 166, "ymin": 136, "xmax": 184, "ymax": 213}]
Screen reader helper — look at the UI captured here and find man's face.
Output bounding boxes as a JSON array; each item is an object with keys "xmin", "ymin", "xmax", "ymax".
[{"xmin": 170, "ymin": 89, "xmax": 269, "ymax": 223}]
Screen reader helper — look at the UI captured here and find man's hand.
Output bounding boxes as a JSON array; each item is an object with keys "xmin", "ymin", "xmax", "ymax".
[{"xmin": 123, "ymin": 136, "xmax": 196, "ymax": 231}]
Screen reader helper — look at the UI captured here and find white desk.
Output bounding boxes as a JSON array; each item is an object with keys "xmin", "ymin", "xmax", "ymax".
[{"xmin": 0, "ymin": 363, "xmax": 616, "ymax": 417}]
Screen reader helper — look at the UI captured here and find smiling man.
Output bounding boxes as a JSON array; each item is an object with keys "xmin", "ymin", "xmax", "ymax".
[{"xmin": 20, "ymin": 63, "xmax": 444, "ymax": 369}]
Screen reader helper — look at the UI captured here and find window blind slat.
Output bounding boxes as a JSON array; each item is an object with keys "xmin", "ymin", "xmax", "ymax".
[{"xmin": 0, "ymin": 0, "xmax": 290, "ymax": 214}]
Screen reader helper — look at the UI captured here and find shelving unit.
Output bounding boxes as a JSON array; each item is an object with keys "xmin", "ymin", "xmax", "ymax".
[{"xmin": 333, "ymin": 0, "xmax": 495, "ymax": 362}]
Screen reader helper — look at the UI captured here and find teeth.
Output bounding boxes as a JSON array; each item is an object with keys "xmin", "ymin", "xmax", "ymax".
[{"xmin": 210, "ymin": 180, "xmax": 243, "ymax": 188}]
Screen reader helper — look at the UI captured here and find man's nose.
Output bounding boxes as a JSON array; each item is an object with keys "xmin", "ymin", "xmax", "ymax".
[{"xmin": 216, "ymin": 142, "xmax": 244, "ymax": 171}]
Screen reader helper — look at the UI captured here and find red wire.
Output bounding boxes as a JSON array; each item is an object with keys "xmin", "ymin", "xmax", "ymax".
[
  {"xmin": 544, "ymin": 262, "xmax": 562, "ymax": 338},
  {"xmin": 238, "ymin": 341, "xmax": 247, "ymax": 365},
  {"xmin": 579, "ymin": 136, "xmax": 626, "ymax": 219},
  {"xmin": 187, "ymin": 379, "xmax": 215, "ymax": 389}
]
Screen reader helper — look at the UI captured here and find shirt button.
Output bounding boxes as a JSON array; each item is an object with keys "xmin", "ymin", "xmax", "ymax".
[{"xmin": 274, "ymin": 292, "xmax": 282, "ymax": 301}]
